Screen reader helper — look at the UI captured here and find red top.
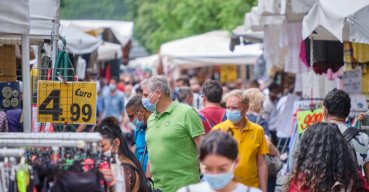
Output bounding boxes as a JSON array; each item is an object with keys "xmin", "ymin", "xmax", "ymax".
[{"xmin": 199, "ymin": 106, "xmax": 226, "ymax": 133}]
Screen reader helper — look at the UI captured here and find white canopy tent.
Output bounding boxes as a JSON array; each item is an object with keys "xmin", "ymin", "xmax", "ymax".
[
  {"xmin": 97, "ymin": 42, "xmax": 123, "ymax": 61},
  {"xmin": 302, "ymin": 0, "xmax": 369, "ymax": 44},
  {"xmin": 160, "ymin": 31, "xmax": 262, "ymax": 69},
  {"xmin": 60, "ymin": 27, "xmax": 102, "ymax": 55},
  {"xmin": 0, "ymin": 0, "xmax": 30, "ymax": 35},
  {"xmin": 233, "ymin": 26, "xmax": 264, "ymax": 43},
  {"xmin": 60, "ymin": 20, "xmax": 134, "ymax": 46},
  {"xmin": 29, "ymin": 0, "xmax": 59, "ymax": 37},
  {"xmin": 0, "ymin": 0, "xmax": 32, "ymax": 132}
]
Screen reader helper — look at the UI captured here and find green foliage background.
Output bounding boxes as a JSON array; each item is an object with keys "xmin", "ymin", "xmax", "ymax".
[{"xmin": 60, "ymin": 0, "xmax": 256, "ymax": 53}]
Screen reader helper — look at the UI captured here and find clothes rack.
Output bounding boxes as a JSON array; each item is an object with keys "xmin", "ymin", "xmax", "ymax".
[
  {"xmin": 0, "ymin": 148, "xmax": 25, "ymax": 157},
  {"xmin": 0, "ymin": 139, "xmax": 87, "ymax": 148},
  {"xmin": 0, "ymin": 133, "xmax": 102, "ymax": 143}
]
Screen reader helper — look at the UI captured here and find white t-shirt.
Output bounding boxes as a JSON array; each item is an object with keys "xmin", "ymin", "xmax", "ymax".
[{"xmin": 177, "ymin": 182, "xmax": 262, "ymax": 192}]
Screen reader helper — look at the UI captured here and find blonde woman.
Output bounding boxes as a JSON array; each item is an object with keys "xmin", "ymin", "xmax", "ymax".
[{"xmin": 244, "ymin": 88, "xmax": 280, "ymax": 192}]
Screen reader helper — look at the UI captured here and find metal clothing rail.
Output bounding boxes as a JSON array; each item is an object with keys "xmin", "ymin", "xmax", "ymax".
[
  {"xmin": 0, "ymin": 148, "xmax": 25, "ymax": 157},
  {"xmin": 0, "ymin": 139, "xmax": 87, "ymax": 148},
  {"xmin": 0, "ymin": 133, "xmax": 102, "ymax": 143}
]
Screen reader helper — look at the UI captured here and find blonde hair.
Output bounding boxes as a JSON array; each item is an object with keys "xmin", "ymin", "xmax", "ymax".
[
  {"xmin": 244, "ymin": 88, "xmax": 265, "ymax": 113},
  {"xmin": 224, "ymin": 89, "xmax": 249, "ymax": 105}
]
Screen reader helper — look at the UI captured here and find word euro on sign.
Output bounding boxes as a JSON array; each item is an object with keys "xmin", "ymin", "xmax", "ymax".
[{"xmin": 37, "ymin": 80, "xmax": 96, "ymax": 124}]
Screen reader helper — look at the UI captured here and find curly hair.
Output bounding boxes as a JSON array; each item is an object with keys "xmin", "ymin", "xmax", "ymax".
[
  {"xmin": 323, "ymin": 88, "xmax": 351, "ymax": 119},
  {"xmin": 286, "ymin": 122, "xmax": 363, "ymax": 192}
]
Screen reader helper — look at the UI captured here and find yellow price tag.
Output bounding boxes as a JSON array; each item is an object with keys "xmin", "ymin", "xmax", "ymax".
[
  {"xmin": 220, "ymin": 65, "xmax": 237, "ymax": 83},
  {"xmin": 296, "ymin": 108, "xmax": 324, "ymax": 134},
  {"xmin": 37, "ymin": 80, "xmax": 96, "ymax": 124}
]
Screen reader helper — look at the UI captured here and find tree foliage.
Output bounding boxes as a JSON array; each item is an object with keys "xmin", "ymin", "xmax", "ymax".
[
  {"xmin": 133, "ymin": 0, "xmax": 255, "ymax": 53},
  {"xmin": 60, "ymin": 0, "xmax": 256, "ymax": 53}
]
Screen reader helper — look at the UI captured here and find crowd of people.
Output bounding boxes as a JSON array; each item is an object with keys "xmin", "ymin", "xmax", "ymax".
[{"xmin": 91, "ymin": 73, "xmax": 369, "ymax": 192}]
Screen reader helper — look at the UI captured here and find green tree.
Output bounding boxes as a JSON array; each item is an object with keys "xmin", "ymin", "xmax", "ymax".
[
  {"xmin": 133, "ymin": 0, "xmax": 256, "ymax": 52},
  {"xmin": 60, "ymin": 0, "xmax": 127, "ymax": 20},
  {"xmin": 60, "ymin": 0, "xmax": 256, "ymax": 53}
]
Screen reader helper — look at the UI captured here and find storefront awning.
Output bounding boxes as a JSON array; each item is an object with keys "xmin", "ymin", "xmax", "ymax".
[{"xmin": 302, "ymin": 0, "xmax": 369, "ymax": 44}]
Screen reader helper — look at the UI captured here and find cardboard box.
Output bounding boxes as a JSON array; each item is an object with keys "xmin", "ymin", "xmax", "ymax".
[{"xmin": 0, "ymin": 45, "xmax": 17, "ymax": 82}]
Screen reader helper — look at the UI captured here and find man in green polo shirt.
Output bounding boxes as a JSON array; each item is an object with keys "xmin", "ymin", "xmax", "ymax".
[{"xmin": 141, "ymin": 76, "xmax": 205, "ymax": 192}]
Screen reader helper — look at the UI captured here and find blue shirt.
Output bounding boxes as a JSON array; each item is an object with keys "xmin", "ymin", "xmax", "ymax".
[
  {"xmin": 101, "ymin": 91, "xmax": 125, "ymax": 122},
  {"xmin": 134, "ymin": 125, "xmax": 148, "ymax": 173},
  {"xmin": 247, "ymin": 114, "xmax": 270, "ymax": 135}
]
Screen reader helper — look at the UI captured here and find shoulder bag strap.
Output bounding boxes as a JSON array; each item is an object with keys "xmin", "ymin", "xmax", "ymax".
[
  {"xmin": 141, "ymin": 144, "xmax": 147, "ymax": 166},
  {"xmin": 343, "ymin": 127, "xmax": 361, "ymax": 142}
]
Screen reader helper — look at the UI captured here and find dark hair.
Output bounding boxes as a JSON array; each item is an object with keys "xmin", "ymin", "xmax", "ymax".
[
  {"xmin": 268, "ymin": 82, "xmax": 280, "ymax": 92},
  {"xmin": 95, "ymin": 117, "xmax": 148, "ymax": 192},
  {"xmin": 135, "ymin": 86, "xmax": 143, "ymax": 94},
  {"xmin": 199, "ymin": 131, "xmax": 238, "ymax": 161},
  {"xmin": 323, "ymin": 88, "xmax": 351, "ymax": 119},
  {"xmin": 176, "ymin": 75, "xmax": 190, "ymax": 87},
  {"xmin": 176, "ymin": 87, "xmax": 192, "ymax": 103},
  {"xmin": 202, "ymin": 80, "xmax": 223, "ymax": 103},
  {"xmin": 126, "ymin": 95, "xmax": 144, "ymax": 111},
  {"xmin": 286, "ymin": 122, "xmax": 363, "ymax": 192}
]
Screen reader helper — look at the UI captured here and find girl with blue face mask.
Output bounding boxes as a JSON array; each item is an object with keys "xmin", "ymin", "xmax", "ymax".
[{"xmin": 177, "ymin": 131, "xmax": 262, "ymax": 192}]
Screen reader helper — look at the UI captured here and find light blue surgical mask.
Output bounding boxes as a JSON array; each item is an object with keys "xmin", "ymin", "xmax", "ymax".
[
  {"xmin": 142, "ymin": 97, "xmax": 156, "ymax": 112},
  {"xmin": 203, "ymin": 164, "xmax": 235, "ymax": 190},
  {"xmin": 226, "ymin": 110, "xmax": 241, "ymax": 123},
  {"xmin": 133, "ymin": 117, "xmax": 144, "ymax": 128}
]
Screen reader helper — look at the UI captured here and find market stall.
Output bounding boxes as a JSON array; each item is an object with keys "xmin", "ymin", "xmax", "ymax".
[{"xmin": 160, "ymin": 30, "xmax": 262, "ymax": 82}]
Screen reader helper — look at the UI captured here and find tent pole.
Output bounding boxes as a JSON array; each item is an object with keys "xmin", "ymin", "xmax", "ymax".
[
  {"xmin": 52, "ymin": 0, "xmax": 60, "ymax": 69},
  {"xmin": 22, "ymin": 34, "xmax": 31, "ymax": 132}
]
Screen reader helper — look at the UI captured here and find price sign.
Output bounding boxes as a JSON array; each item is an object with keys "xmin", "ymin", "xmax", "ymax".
[
  {"xmin": 220, "ymin": 65, "xmax": 237, "ymax": 83},
  {"xmin": 297, "ymin": 108, "xmax": 324, "ymax": 134},
  {"xmin": 37, "ymin": 80, "xmax": 96, "ymax": 124}
]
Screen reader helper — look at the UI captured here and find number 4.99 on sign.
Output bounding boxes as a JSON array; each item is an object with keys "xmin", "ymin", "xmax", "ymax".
[{"xmin": 37, "ymin": 81, "xmax": 96, "ymax": 124}]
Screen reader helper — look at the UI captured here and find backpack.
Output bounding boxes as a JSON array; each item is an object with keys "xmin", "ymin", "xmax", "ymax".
[{"xmin": 343, "ymin": 127, "xmax": 369, "ymax": 191}]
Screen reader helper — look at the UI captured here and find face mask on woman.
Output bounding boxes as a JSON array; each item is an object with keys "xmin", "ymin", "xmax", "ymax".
[
  {"xmin": 203, "ymin": 163, "xmax": 235, "ymax": 190},
  {"xmin": 103, "ymin": 139, "xmax": 118, "ymax": 157}
]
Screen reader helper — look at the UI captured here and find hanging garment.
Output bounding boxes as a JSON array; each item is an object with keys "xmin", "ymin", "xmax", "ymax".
[
  {"xmin": 305, "ymin": 40, "xmax": 344, "ymax": 74},
  {"xmin": 264, "ymin": 25, "xmax": 288, "ymax": 70},
  {"xmin": 352, "ymin": 43, "xmax": 369, "ymax": 63},
  {"xmin": 0, "ymin": 111, "xmax": 8, "ymax": 132},
  {"xmin": 280, "ymin": 22, "xmax": 308, "ymax": 74}
]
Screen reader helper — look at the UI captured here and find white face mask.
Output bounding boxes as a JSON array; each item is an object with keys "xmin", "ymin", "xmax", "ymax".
[
  {"xmin": 103, "ymin": 139, "xmax": 118, "ymax": 157},
  {"xmin": 103, "ymin": 145, "xmax": 113, "ymax": 157}
]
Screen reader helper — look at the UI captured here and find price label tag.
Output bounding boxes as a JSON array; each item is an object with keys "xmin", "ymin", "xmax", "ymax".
[
  {"xmin": 37, "ymin": 80, "xmax": 96, "ymax": 124},
  {"xmin": 220, "ymin": 65, "xmax": 237, "ymax": 83},
  {"xmin": 297, "ymin": 108, "xmax": 324, "ymax": 134}
]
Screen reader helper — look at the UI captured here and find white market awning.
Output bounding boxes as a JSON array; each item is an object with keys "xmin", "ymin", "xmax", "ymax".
[
  {"xmin": 233, "ymin": 26, "xmax": 264, "ymax": 43},
  {"xmin": 61, "ymin": 20, "xmax": 134, "ymax": 46},
  {"xmin": 97, "ymin": 42, "xmax": 122, "ymax": 61},
  {"xmin": 61, "ymin": 27, "xmax": 102, "ymax": 54},
  {"xmin": 0, "ymin": 0, "xmax": 30, "ymax": 35},
  {"xmin": 29, "ymin": 0, "xmax": 59, "ymax": 37},
  {"xmin": 160, "ymin": 30, "xmax": 262, "ymax": 68},
  {"xmin": 302, "ymin": 0, "xmax": 369, "ymax": 44}
]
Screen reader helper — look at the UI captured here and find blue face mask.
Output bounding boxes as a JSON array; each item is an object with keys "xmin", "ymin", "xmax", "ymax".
[
  {"xmin": 226, "ymin": 110, "xmax": 241, "ymax": 123},
  {"xmin": 133, "ymin": 117, "xmax": 144, "ymax": 128},
  {"xmin": 142, "ymin": 97, "xmax": 156, "ymax": 112},
  {"xmin": 203, "ymin": 170, "xmax": 234, "ymax": 190}
]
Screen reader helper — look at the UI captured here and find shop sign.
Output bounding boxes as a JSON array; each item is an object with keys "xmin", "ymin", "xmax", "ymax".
[
  {"xmin": 343, "ymin": 68, "xmax": 362, "ymax": 94},
  {"xmin": 220, "ymin": 65, "xmax": 237, "ymax": 83},
  {"xmin": 297, "ymin": 108, "xmax": 324, "ymax": 134},
  {"xmin": 37, "ymin": 80, "xmax": 96, "ymax": 124}
]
